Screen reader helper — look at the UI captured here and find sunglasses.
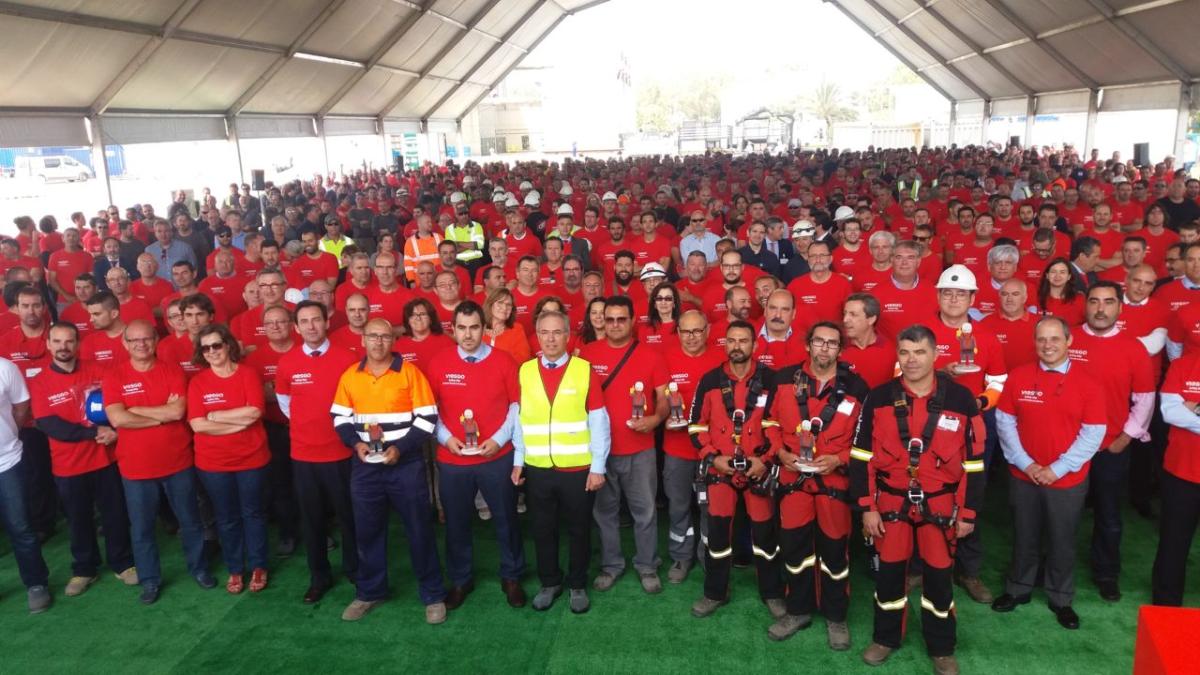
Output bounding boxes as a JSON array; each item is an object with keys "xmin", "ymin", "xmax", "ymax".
[
  {"xmin": 604, "ymin": 316, "xmax": 631, "ymax": 324},
  {"xmin": 200, "ymin": 341, "xmax": 226, "ymax": 353}
]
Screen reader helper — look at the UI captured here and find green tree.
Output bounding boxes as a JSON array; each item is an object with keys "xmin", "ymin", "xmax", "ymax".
[{"xmin": 805, "ymin": 80, "xmax": 858, "ymax": 139}]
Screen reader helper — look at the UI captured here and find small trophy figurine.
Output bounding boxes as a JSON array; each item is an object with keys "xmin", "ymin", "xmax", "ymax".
[
  {"xmin": 460, "ymin": 409, "xmax": 480, "ymax": 455},
  {"xmin": 666, "ymin": 382, "xmax": 687, "ymax": 429},
  {"xmin": 795, "ymin": 418, "xmax": 820, "ymax": 474},
  {"xmin": 955, "ymin": 322, "xmax": 981, "ymax": 373},
  {"xmin": 627, "ymin": 381, "xmax": 646, "ymax": 427},
  {"xmin": 363, "ymin": 423, "xmax": 387, "ymax": 463},
  {"xmin": 729, "ymin": 409, "xmax": 749, "ymax": 489}
]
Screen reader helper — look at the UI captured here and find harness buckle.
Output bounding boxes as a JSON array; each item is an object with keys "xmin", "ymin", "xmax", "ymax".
[{"xmin": 907, "ymin": 483, "xmax": 925, "ymax": 505}]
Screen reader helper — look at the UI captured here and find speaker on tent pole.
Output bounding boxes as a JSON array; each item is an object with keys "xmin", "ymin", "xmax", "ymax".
[
  {"xmin": 1133, "ymin": 143, "xmax": 1150, "ymax": 167},
  {"xmin": 1009, "ymin": 135, "xmax": 1021, "ymax": 148},
  {"xmin": 251, "ymin": 169, "xmax": 266, "ymax": 191}
]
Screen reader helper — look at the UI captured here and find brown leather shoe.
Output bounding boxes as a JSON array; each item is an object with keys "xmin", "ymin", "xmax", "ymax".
[
  {"xmin": 932, "ymin": 655, "xmax": 960, "ymax": 675},
  {"xmin": 862, "ymin": 642, "xmax": 894, "ymax": 667},
  {"xmin": 501, "ymin": 579, "xmax": 526, "ymax": 608},
  {"xmin": 445, "ymin": 581, "xmax": 475, "ymax": 610},
  {"xmin": 955, "ymin": 574, "xmax": 994, "ymax": 604}
]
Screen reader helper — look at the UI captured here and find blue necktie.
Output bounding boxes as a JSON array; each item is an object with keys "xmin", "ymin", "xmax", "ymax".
[{"xmin": 466, "ymin": 356, "xmax": 477, "ymax": 363}]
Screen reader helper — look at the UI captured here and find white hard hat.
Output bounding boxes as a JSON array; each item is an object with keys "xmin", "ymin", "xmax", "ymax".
[
  {"xmin": 602, "ymin": 191, "xmax": 618, "ymax": 202},
  {"xmin": 449, "ymin": 191, "xmax": 466, "ymax": 204},
  {"xmin": 519, "ymin": 180, "xmax": 533, "ymax": 191},
  {"xmin": 936, "ymin": 264, "xmax": 978, "ymax": 292},
  {"xmin": 639, "ymin": 262, "xmax": 667, "ymax": 280},
  {"xmin": 791, "ymin": 219, "xmax": 816, "ymax": 237},
  {"xmin": 491, "ymin": 190, "xmax": 506, "ymax": 202},
  {"xmin": 523, "ymin": 191, "xmax": 540, "ymax": 206},
  {"xmin": 556, "ymin": 203, "xmax": 574, "ymax": 216},
  {"xmin": 834, "ymin": 205, "xmax": 855, "ymax": 221},
  {"xmin": 462, "ymin": 175, "xmax": 475, "ymax": 185},
  {"xmin": 284, "ymin": 288, "xmax": 305, "ymax": 305},
  {"xmin": 505, "ymin": 196, "xmax": 520, "ymax": 208},
  {"xmin": 559, "ymin": 182, "xmax": 573, "ymax": 196}
]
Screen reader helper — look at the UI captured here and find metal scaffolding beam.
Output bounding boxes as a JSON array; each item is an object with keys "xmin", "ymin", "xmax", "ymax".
[{"xmin": 858, "ymin": 0, "xmax": 990, "ymax": 100}]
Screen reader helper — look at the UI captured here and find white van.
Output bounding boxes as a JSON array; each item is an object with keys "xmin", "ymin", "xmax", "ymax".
[{"xmin": 13, "ymin": 155, "xmax": 95, "ymax": 182}]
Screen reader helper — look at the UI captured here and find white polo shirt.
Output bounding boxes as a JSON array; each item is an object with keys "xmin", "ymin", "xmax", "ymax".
[{"xmin": 0, "ymin": 357, "xmax": 29, "ymax": 473}]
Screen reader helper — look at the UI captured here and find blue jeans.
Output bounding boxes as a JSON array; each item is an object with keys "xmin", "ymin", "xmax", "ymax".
[
  {"xmin": 351, "ymin": 457, "xmax": 446, "ymax": 604},
  {"xmin": 438, "ymin": 456, "xmax": 525, "ymax": 586},
  {"xmin": 123, "ymin": 468, "xmax": 208, "ymax": 587},
  {"xmin": 197, "ymin": 467, "xmax": 268, "ymax": 575},
  {"xmin": 0, "ymin": 460, "xmax": 49, "ymax": 588}
]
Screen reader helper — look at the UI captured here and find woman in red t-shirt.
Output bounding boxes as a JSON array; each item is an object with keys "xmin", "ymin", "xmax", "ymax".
[
  {"xmin": 579, "ymin": 297, "xmax": 608, "ymax": 346},
  {"xmin": 1036, "ymin": 258, "xmax": 1086, "ymax": 325},
  {"xmin": 395, "ymin": 297, "xmax": 455, "ymax": 375},
  {"xmin": 482, "ymin": 288, "xmax": 531, "ymax": 363},
  {"xmin": 186, "ymin": 324, "xmax": 271, "ymax": 595},
  {"xmin": 640, "ymin": 282, "xmax": 680, "ymax": 351}
]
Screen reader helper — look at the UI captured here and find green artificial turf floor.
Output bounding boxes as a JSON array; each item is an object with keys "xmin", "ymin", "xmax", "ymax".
[{"xmin": 0, "ymin": 470, "xmax": 1186, "ymax": 674}]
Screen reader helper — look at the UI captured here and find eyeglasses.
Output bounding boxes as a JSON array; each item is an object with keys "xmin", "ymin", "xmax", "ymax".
[
  {"xmin": 537, "ymin": 329, "xmax": 567, "ymax": 337},
  {"xmin": 259, "ymin": 282, "xmax": 284, "ymax": 289},
  {"xmin": 124, "ymin": 336, "xmax": 154, "ymax": 345},
  {"xmin": 690, "ymin": 218, "xmax": 706, "ymax": 223},
  {"xmin": 679, "ymin": 328, "xmax": 706, "ymax": 337},
  {"xmin": 654, "ymin": 295, "xmax": 674, "ymax": 302},
  {"xmin": 914, "ymin": 235, "xmax": 932, "ymax": 242},
  {"xmin": 200, "ymin": 341, "xmax": 226, "ymax": 353},
  {"xmin": 363, "ymin": 333, "xmax": 391, "ymax": 342},
  {"xmin": 809, "ymin": 337, "xmax": 840, "ymax": 350},
  {"xmin": 263, "ymin": 319, "xmax": 290, "ymax": 327},
  {"xmin": 604, "ymin": 316, "xmax": 631, "ymax": 324}
]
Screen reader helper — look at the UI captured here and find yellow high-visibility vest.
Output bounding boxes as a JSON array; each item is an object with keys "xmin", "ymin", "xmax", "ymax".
[{"xmin": 518, "ymin": 357, "xmax": 592, "ymax": 469}]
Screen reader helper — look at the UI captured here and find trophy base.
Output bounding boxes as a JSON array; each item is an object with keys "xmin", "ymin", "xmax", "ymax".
[
  {"xmin": 460, "ymin": 446, "xmax": 481, "ymax": 456},
  {"xmin": 955, "ymin": 363, "xmax": 981, "ymax": 373},
  {"xmin": 363, "ymin": 453, "xmax": 388, "ymax": 464},
  {"xmin": 794, "ymin": 462, "xmax": 819, "ymax": 474},
  {"xmin": 665, "ymin": 420, "xmax": 688, "ymax": 430},
  {"xmin": 626, "ymin": 418, "xmax": 645, "ymax": 428}
]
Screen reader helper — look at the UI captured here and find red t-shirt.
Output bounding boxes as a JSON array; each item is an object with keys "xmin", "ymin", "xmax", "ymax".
[
  {"xmin": 1141, "ymin": 228, "xmax": 1179, "ymax": 277},
  {"xmin": 0, "ymin": 325, "xmax": 48, "ymax": 366},
  {"xmin": 101, "ymin": 360, "xmax": 193, "ymax": 480},
  {"xmin": 578, "ymin": 340, "xmax": 669, "ymax": 455},
  {"xmin": 335, "ymin": 279, "xmax": 376, "ymax": 310},
  {"xmin": 186, "ymin": 366, "xmax": 270, "ymax": 472},
  {"xmin": 1154, "ymin": 278, "xmax": 1200, "ymax": 314},
  {"xmin": 198, "ymin": 275, "xmax": 249, "ymax": 318},
  {"xmin": 0, "ymin": 255, "xmax": 43, "ymax": 277},
  {"xmin": 928, "ymin": 317, "xmax": 1007, "ymax": 397},
  {"xmin": 753, "ymin": 332, "xmax": 807, "ymax": 370},
  {"xmin": 841, "ymin": 335, "xmax": 896, "ymax": 389},
  {"xmin": 629, "ymin": 235, "xmax": 673, "ymax": 269},
  {"xmin": 956, "ymin": 240, "xmax": 993, "ymax": 281},
  {"xmin": 852, "ymin": 265, "xmax": 893, "ymax": 294},
  {"xmin": 285, "ymin": 252, "xmax": 338, "ymax": 289},
  {"xmin": 998, "ymin": 361, "xmax": 1106, "ymax": 489},
  {"xmin": 328, "ymin": 326, "xmax": 366, "ymax": 359},
  {"xmin": 60, "ymin": 302, "xmax": 93, "ymax": 340},
  {"xmin": 274, "ymin": 344, "xmax": 358, "ymax": 462},
  {"xmin": 395, "ymin": 334, "xmax": 456, "ymax": 376},
  {"xmin": 661, "ymin": 347, "xmax": 725, "ymax": 459},
  {"xmin": 118, "ymin": 298, "xmax": 155, "ymax": 326},
  {"xmin": 80, "ymin": 330, "xmax": 128, "ymax": 365},
  {"xmin": 979, "ymin": 312, "xmax": 1038, "ymax": 370},
  {"xmin": 1067, "ymin": 328, "xmax": 1155, "ymax": 446},
  {"xmin": 426, "ymin": 346, "xmax": 520, "ymax": 466},
  {"xmin": 872, "ymin": 280, "xmax": 938, "ymax": 339},
  {"xmin": 831, "ymin": 244, "xmax": 870, "ymax": 280},
  {"xmin": 785, "ymin": 273, "xmax": 853, "ymax": 334},
  {"xmin": 1161, "ymin": 354, "xmax": 1200, "ymax": 482},
  {"xmin": 504, "ymin": 231, "xmax": 543, "ymax": 261},
  {"xmin": 242, "ymin": 342, "xmax": 292, "ymax": 424},
  {"xmin": 1041, "ymin": 294, "xmax": 1086, "ymax": 326},
  {"xmin": 511, "ymin": 286, "xmax": 551, "ymax": 335},
  {"xmin": 47, "ymin": 249, "xmax": 93, "ymax": 294},
  {"xmin": 1081, "ymin": 226, "xmax": 1124, "ymax": 258},
  {"xmin": 29, "ymin": 362, "xmax": 115, "ymax": 477},
  {"xmin": 130, "ymin": 278, "xmax": 173, "ymax": 314},
  {"xmin": 365, "ymin": 285, "xmax": 414, "ymax": 325}
]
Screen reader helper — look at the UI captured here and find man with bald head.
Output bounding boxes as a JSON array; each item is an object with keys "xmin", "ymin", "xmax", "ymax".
[
  {"xmin": 365, "ymin": 252, "xmax": 412, "ymax": 326},
  {"xmin": 130, "ymin": 254, "xmax": 172, "ymax": 315},
  {"xmin": 308, "ymin": 279, "xmax": 344, "ymax": 331},
  {"xmin": 709, "ymin": 285, "xmax": 753, "ymax": 350},
  {"xmin": 104, "ymin": 267, "xmax": 155, "ymax": 326},
  {"xmin": 980, "ymin": 279, "xmax": 1038, "ymax": 370},
  {"xmin": 242, "ymin": 279, "xmax": 261, "ymax": 312},
  {"xmin": 102, "ymin": 319, "xmax": 210, "ymax": 604},
  {"xmin": 231, "ymin": 269, "xmax": 292, "ymax": 352},
  {"xmin": 331, "ymin": 317, "xmax": 446, "ymax": 623},
  {"xmin": 336, "ymin": 253, "xmax": 375, "ymax": 311},
  {"xmin": 198, "ymin": 249, "xmax": 249, "ymax": 317},
  {"xmin": 331, "ymin": 293, "xmax": 370, "ymax": 357}
]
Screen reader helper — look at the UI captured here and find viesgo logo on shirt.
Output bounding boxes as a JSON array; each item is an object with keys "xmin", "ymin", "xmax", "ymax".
[
  {"xmin": 1184, "ymin": 380, "xmax": 1200, "ymax": 395},
  {"xmin": 1016, "ymin": 388, "xmax": 1044, "ymax": 404},
  {"xmin": 290, "ymin": 372, "xmax": 314, "ymax": 386},
  {"xmin": 442, "ymin": 372, "xmax": 467, "ymax": 387},
  {"xmin": 203, "ymin": 392, "xmax": 226, "ymax": 405},
  {"xmin": 122, "ymin": 382, "xmax": 146, "ymax": 396},
  {"xmin": 1066, "ymin": 347, "xmax": 1090, "ymax": 363}
]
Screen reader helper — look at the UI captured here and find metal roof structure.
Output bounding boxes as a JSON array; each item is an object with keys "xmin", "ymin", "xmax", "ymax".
[{"xmin": 0, "ymin": 0, "xmax": 1195, "ymax": 150}]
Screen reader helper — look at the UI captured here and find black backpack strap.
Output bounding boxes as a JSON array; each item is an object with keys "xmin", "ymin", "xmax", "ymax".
[{"xmin": 601, "ymin": 340, "xmax": 639, "ymax": 391}]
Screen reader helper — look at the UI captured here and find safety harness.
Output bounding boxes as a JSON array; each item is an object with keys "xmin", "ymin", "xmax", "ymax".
[
  {"xmin": 778, "ymin": 363, "xmax": 852, "ymax": 502},
  {"xmin": 875, "ymin": 373, "xmax": 958, "ymax": 530},
  {"xmin": 701, "ymin": 367, "xmax": 768, "ymax": 492}
]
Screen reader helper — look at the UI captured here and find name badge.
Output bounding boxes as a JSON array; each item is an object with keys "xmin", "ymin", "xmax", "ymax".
[
  {"xmin": 836, "ymin": 400, "xmax": 855, "ymax": 416},
  {"xmin": 936, "ymin": 414, "xmax": 960, "ymax": 432},
  {"xmin": 756, "ymin": 395, "xmax": 768, "ymax": 408}
]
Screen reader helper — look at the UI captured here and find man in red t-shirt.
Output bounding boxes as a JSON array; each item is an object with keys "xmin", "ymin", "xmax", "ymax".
[
  {"xmin": 753, "ymin": 289, "xmax": 807, "ymax": 369},
  {"xmin": 427, "ymin": 301, "xmax": 526, "ymax": 608},
  {"xmin": 46, "ymin": 228, "xmax": 93, "ymax": 304},
  {"xmin": 993, "ymin": 316, "xmax": 1105, "ymax": 624},
  {"xmin": 104, "ymin": 267, "xmax": 155, "ymax": 326},
  {"xmin": 660, "ymin": 310, "xmax": 724, "ymax": 581},
  {"xmin": 286, "ymin": 229, "xmax": 339, "ymax": 290},
  {"xmin": 511, "ymin": 256, "xmax": 550, "ymax": 335},
  {"xmin": 274, "ymin": 301, "xmax": 359, "ymax": 603},
  {"xmin": 979, "ymin": 279, "xmax": 1037, "ymax": 370},
  {"xmin": 1155, "ymin": 352, "xmax": 1200, "ymax": 605},
  {"xmin": 31, "ymin": 322, "xmax": 136, "ymax": 593},
  {"xmin": 785, "ymin": 240, "xmax": 852, "ymax": 336},
  {"xmin": 198, "ymin": 250, "xmax": 249, "ymax": 318},
  {"xmin": 61, "ymin": 274, "xmax": 98, "ymax": 340},
  {"xmin": 578, "ymin": 295, "xmax": 669, "ymax": 593},
  {"xmin": 364, "ymin": 252, "xmax": 412, "ymax": 327},
  {"xmin": 80, "ymin": 292, "xmax": 128, "ymax": 365},
  {"xmin": 872, "ymin": 241, "xmax": 937, "ymax": 339},
  {"xmin": 840, "ymin": 293, "xmax": 896, "ymax": 389},
  {"xmin": 102, "ymin": 319, "xmax": 210, "ymax": 602}
]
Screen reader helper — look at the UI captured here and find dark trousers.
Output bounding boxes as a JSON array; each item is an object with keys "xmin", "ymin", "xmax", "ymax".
[
  {"xmin": 1005, "ymin": 476, "xmax": 1088, "ymax": 606},
  {"xmin": 18, "ymin": 428, "xmax": 55, "ymax": 535},
  {"xmin": 526, "ymin": 466, "xmax": 594, "ymax": 590},
  {"xmin": 955, "ymin": 408, "xmax": 996, "ymax": 578},
  {"xmin": 352, "ymin": 458, "xmax": 446, "ymax": 604},
  {"xmin": 293, "ymin": 458, "xmax": 357, "ymax": 587},
  {"xmin": 197, "ymin": 466, "xmax": 269, "ymax": 575},
  {"xmin": 123, "ymin": 468, "xmax": 208, "ymax": 587},
  {"xmin": 264, "ymin": 421, "xmax": 298, "ymax": 541},
  {"xmin": 1090, "ymin": 448, "xmax": 1131, "ymax": 582},
  {"xmin": 0, "ymin": 459, "xmax": 49, "ymax": 588},
  {"xmin": 1152, "ymin": 470, "xmax": 1200, "ymax": 606},
  {"xmin": 56, "ymin": 463, "xmax": 133, "ymax": 577},
  {"xmin": 703, "ymin": 515, "xmax": 783, "ymax": 602},
  {"xmin": 1130, "ymin": 394, "xmax": 1166, "ymax": 508},
  {"xmin": 438, "ymin": 457, "xmax": 525, "ymax": 586}
]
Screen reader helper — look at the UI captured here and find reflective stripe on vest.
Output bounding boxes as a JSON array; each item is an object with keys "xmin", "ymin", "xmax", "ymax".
[
  {"xmin": 445, "ymin": 222, "xmax": 485, "ymax": 261},
  {"xmin": 518, "ymin": 357, "xmax": 593, "ymax": 469}
]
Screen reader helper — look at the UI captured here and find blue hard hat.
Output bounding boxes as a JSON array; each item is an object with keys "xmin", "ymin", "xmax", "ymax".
[{"xmin": 85, "ymin": 389, "xmax": 108, "ymax": 426}]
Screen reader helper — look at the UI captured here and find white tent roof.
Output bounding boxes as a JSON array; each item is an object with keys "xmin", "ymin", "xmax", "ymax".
[{"xmin": 0, "ymin": 0, "xmax": 1196, "ymax": 147}]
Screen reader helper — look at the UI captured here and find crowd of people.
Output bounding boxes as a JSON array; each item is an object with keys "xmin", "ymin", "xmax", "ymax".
[{"xmin": 2, "ymin": 143, "xmax": 1200, "ymax": 674}]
